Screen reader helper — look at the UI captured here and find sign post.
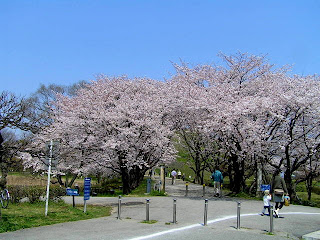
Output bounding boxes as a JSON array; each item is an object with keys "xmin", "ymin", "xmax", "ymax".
[
  {"xmin": 83, "ymin": 178, "xmax": 91, "ymax": 213},
  {"xmin": 44, "ymin": 140, "xmax": 59, "ymax": 216},
  {"xmin": 45, "ymin": 140, "xmax": 53, "ymax": 216},
  {"xmin": 66, "ymin": 188, "xmax": 79, "ymax": 208}
]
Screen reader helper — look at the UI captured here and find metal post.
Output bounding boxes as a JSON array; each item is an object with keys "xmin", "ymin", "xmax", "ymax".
[
  {"xmin": 202, "ymin": 184, "xmax": 206, "ymax": 197},
  {"xmin": 269, "ymin": 205, "xmax": 274, "ymax": 233},
  {"xmin": 204, "ymin": 199, "xmax": 208, "ymax": 226},
  {"xmin": 72, "ymin": 195, "xmax": 75, "ymax": 208},
  {"xmin": 146, "ymin": 199, "xmax": 150, "ymax": 221},
  {"xmin": 117, "ymin": 195, "xmax": 122, "ymax": 219},
  {"xmin": 84, "ymin": 200, "xmax": 87, "ymax": 213},
  {"xmin": 45, "ymin": 140, "xmax": 53, "ymax": 216},
  {"xmin": 237, "ymin": 202, "xmax": 241, "ymax": 229},
  {"xmin": 185, "ymin": 183, "xmax": 189, "ymax": 196},
  {"xmin": 173, "ymin": 199, "xmax": 177, "ymax": 224}
]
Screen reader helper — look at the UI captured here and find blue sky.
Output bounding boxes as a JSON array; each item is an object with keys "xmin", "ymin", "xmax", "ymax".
[{"xmin": 1, "ymin": 0, "xmax": 320, "ymax": 96}]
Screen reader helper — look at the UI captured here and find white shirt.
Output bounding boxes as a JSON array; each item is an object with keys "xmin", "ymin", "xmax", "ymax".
[{"xmin": 263, "ymin": 195, "xmax": 272, "ymax": 206}]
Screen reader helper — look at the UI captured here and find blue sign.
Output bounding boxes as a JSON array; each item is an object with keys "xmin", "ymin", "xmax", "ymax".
[
  {"xmin": 66, "ymin": 188, "xmax": 79, "ymax": 196},
  {"xmin": 84, "ymin": 178, "xmax": 91, "ymax": 200},
  {"xmin": 261, "ymin": 184, "xmax": 271, "ymax": 191}
]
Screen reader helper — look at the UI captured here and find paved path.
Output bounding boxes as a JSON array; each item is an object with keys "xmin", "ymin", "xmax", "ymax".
[{"xmin": 0, "ymin": 178, "xmax": 319, "ymax": 240}]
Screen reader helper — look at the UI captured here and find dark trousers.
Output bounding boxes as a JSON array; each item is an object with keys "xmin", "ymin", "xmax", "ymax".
[
  {"xmin": 262, "ymin": 206, "xmax": 270, "ymax": 215},
  {"xmin": 275, "ymin": 202, "xmax": 284, "ymax": 210}
]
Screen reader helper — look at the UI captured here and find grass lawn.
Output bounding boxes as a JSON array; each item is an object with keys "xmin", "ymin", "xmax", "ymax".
[{"xmin": 0, "ymin": 201, "xmax": 111, "ymax": 233}]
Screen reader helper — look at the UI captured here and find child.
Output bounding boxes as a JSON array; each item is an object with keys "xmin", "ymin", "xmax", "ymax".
[
  {"xmin": 261, "ymin": 190, "xmax": 272, "ymax": 216},
  {"xmin": 284, "ymin": 195, "xmax": 290, "ymax": 206}
]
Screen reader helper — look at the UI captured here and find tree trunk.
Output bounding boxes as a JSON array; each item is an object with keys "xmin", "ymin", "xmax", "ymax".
[
  {"xmin": 68, "ymin": 174, "xmax": 78, "ymax": 188},
  {"xmin": 256, "ymin": 162, "xmax": 262, "ymax": 197},
  {"xmin": 306, "ymin": 175, "xmax": 313, "ymax": 201},
  {"xmin": 228, "ymin": 157, "xmax": 234, "ymax": 191},
  {"xmin": 284, "ymin": 145, "xmax": 296, "ymax": 201},
  {"xmin": 284, "ymin": 168, "xmax": 297, "ymax": 201},
  {"xmin": 57, "ymin": 174, "xmax": 64, "ymax": 186},
  {"xmin": 121, "ymin": 166, "xmax": 147, "ymax": 195},
  {"xmin": 56, "ymin": 173, "xmax": 78, "ymax": 187},
  {"xmin": 194, "ymin": 153, "xmax": 202, "ymax": 184},
  {"xmin": 0, "ymin": 148, "xmax": 8, "ymax": 189},
  {"xmin": 230, "ymin": 154, "xmax": 244, "ymax": 193},
  {"xmin": 201, "ymin": 170, "xmax": 204, "ymax": 185}
]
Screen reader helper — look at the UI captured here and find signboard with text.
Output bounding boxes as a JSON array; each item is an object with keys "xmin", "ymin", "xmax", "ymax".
[
  {"xmin": 261, "ymin": 184, "xmax": 271, "ymax": 191},
  {"xmin": 66, "ymin": 188, "xmax": 79, "ymax": 196},
  {"xmin": 84, "ymin": 178, "xmax": 91, "ymax": 201}
]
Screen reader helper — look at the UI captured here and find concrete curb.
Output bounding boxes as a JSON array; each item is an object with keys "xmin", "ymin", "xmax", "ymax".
[{"xmin": 303, "ymin": 230, "xmax": 320, "ymax": 240}]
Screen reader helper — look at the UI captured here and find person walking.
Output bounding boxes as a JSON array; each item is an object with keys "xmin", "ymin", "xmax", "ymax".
[
  {"xmin": 271, "ymin": 170, "xmax": 288, "ymax": 218},
  {"xmin": 211, "ymin": 168, "xmax": 223, "ymax": 197},
  {"xmin": 261, "ymin": 189, "xmax": 272, "ymax": 216},
  {"xmin": 171, "ymin": 169, "xmax": 177, "ymax": 185},
  {"xmin": 177, "ymin": 171, "xmax": 182, "ymax": 179}
]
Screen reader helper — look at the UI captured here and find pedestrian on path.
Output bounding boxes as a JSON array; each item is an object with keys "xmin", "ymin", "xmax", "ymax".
[
  {"xmin": 271, "ymin": 170, "xmax": 288, "ymax": 218},
  {"xmin": 261, "ymin": 189, "xmax": 272, "ymax": 216},
  {"xmin": 171, "ymin": 169, "xmax": 177, "ymax": 185},
  {"xmin": 211, "ymin": 167, "xmax": 223, "ymax": 197},
  {"xmin": 178, "ymin": 170, "xmax": 182, "ymax": 179}
]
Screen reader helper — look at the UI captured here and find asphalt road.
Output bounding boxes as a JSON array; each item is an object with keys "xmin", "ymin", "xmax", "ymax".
[{"xmin": 0, "ymin": 178, "xmax": 319, "ymax": 240}]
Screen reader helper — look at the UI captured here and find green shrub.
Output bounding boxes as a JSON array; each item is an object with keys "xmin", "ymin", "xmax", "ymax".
[
  {"xmin": 24, "ymin": 186, "xmax": 46, "ymax": 203},
  {"xmin": 296, "ymin": 184, "xmax": 320, "ymax": 195},
  {"xmin": 49, "ymin": 186, "xmax": 66, "ymax": 201},
  {"xmin": 295, "ymin": 183, "xmax": 306, "ymax": 192},
  {"xmin": 7, "ymin": 185, "xmax": 25, "ymax": 203},
  {"xmin": 301, "ymin": 200, "xmax": 320, "ymax": 208},
  {"xmin": 90, "ymin": 177, "xmax": 122, "ymax": 196},
  {"xmin": 312, "ymin": 186, "xmax": 320, "ymax": 195},
  {"xmin": 8, "ymin": 185, "xmax": 66, "ymax": 204}
]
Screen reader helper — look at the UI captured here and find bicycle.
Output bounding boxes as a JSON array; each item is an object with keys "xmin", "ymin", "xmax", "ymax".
[{"xmin": 0, "ymin": 189, "xmax": 10, "ymax": 208}]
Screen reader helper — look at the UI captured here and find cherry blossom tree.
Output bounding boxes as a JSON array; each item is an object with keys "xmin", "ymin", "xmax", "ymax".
[
  {"xmin": 168, "ymin": 52, "xmax": 320, "ymax": 196},
  {"xmin": 167, "ymin": 53, "xmax": 279, "ymax": 193},
  {"xmin": 163, "ymin": 61, "xmax": 222, "ymax": 184},
  {"xmin": 21, "ymin": 52, "xmax": 320, "ymax": 198},
  {"xmin": 170, "ymin": 108, "xmax": 220, "ymax": 184},
  {"xmin": 23, "ymin": 76, "xmax": 176, "ymax": 194},
  {"xmin": 262, "ymin": 75, "xmax": 320, "ymax": 199}
]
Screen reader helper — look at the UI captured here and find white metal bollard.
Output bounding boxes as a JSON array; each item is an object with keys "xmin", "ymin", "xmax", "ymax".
[
  {"xmin": 117, "ymin": 195, "xmax": 122, "ymax": 219},
  {"xmin": 237, "ymin": 202, "xmax": 241, "ymax": 229},
  {"xmin": 270, "ymin": 205, "xmax": 274, "ymax": 233},
  {"xmin": 204, "ymin": 199, "xmax": 208, "ymax": 226},
  {"xmin": 146, "ymin": 199, "xmax": 150, "ymax": 221},
  {"xmin": 173, "ymin": 199, "xmax": 177, "ymax": 224}
]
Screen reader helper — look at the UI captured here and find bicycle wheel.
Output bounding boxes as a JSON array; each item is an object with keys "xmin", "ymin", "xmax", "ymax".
[{"xmin": 1, "ymin": 189, "xmax": 9, "ymax": 208}]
